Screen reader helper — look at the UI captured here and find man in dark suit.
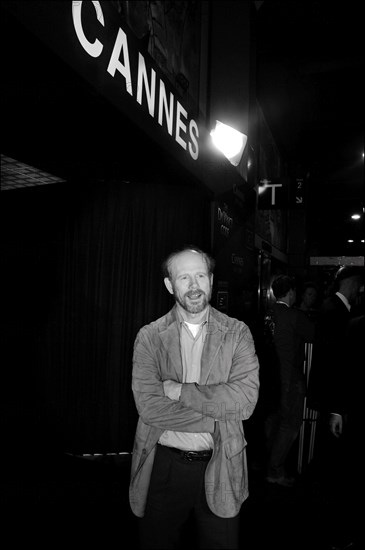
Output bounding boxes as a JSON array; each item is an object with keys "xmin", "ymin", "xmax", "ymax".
[
  {"xmin": 309, "ymin": 266, "xmax": 364, "ymax": 550},
  {"xmin": 265, "ymin": 275, "xmax": 315, "ymax": 487},
  {"xmin": 309, "ymin": 266, "xmax": 363, "ymax": 416}
]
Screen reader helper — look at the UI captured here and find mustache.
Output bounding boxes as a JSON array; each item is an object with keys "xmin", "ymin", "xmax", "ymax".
[{"xmin": 185, "ymin": 290, "xmax": 205, "ymax": 298}]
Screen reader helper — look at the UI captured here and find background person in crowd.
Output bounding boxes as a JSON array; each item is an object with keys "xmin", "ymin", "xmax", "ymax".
[
  {"xmin": 308, "ymin": 266, "xmax": 364, "ymax": 550},
  {"xmin": 297, "ymin": 281, "xmax": 320, "ymax": 321},
  {"xmin": 326, "ymin": 312, "xmax": 364, "ymax": 550},
  {"xmin": 129, "ymin": 245, "xmax": 260, "ymax": 549},
  {"xmin": 265, "ymin": 275, "xmax": 315, "ymax": 487},
  {"xmin": 308, "ymin": 265, "xmax": 363, "ymax": 413}
]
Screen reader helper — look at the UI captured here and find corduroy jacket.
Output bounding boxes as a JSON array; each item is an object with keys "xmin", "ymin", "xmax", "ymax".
[{"xmin": 129, "ymin": 305, "xmax": 260, "ymax": 518}]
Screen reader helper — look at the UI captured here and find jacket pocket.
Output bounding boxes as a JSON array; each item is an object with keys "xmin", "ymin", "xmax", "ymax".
[{"xmin": 224, "ymin": 437, "xmax": 246, "ymax": 459}]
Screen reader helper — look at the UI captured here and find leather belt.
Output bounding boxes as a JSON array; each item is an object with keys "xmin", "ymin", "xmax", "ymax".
[{"xmin": 160, "ymin": 444, "xmax": 213, "ymax": 462}]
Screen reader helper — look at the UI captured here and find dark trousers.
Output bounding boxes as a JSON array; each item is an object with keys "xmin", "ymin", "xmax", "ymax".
[
  {"xmin": 139, "ymin": 444, "xmax": 240, "ymax": 549},
  {"xmin": 314, "ymin": 416, "xmax": 359, "ymax": 546},
  {"xmin": 265, "ymin": 377, "xmax": 305, "ymax": 478}
]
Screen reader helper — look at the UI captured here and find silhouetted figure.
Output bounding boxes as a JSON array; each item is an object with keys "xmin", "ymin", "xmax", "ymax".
[
  {"xmin": 308, "ymin": 266, "xmax": 364, "ymax": 550},
  {"xmin": 265, "ymin": 275, "xmax": 315, "ymax": 487},
  {"xmin": 297, "ymin": 281, "xmax": 320, "ymax": 321}
]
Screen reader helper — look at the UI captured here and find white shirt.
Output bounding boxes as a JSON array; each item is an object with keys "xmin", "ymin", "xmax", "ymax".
[
  {"xmin": 159, "ymin": 317, "xmax": 213, "ymax": 451},
  {"xmin": 335, "ymin": 291, "xmax": 351, "ymax": 312}
]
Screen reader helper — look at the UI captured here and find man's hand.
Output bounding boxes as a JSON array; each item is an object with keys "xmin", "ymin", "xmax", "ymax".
[
  {"xmin": 163, "ymin": 379, "xmax": 182, "ymax": 401},
  {"xmin": 329, "ymin": 413, "xmax": 343, "ymax": 438}
]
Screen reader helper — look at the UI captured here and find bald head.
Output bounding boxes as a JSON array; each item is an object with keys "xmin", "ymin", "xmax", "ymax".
[
  {"xmin": 162, "ymin": 246, "xmax": 214, "ymax": 318},
  {"xmin": 162, "ymin": 246, "xmax": 215, "ymax": 280}
]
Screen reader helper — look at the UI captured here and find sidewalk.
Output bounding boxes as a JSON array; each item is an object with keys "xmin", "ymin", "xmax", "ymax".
[{"xmin": 4, "ymin": 451, "xmax": 335, "ymax": 549}]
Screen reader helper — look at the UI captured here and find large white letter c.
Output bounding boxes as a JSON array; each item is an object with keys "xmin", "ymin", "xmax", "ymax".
[{"xmin": 72, "ymin": 1, "xmax": 105, "ymax": 58}]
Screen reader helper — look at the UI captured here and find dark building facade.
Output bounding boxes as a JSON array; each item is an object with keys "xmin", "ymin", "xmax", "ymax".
[
  {"xmin": 1, "ymin": 1, "xmax": 258, "ymax": 454},
  {"xmin": 2, "ymin": 0, "xmax": 289, "ymax": 453}
]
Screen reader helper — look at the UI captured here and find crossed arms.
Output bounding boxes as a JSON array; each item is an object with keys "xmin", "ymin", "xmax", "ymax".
[{"xmin": 132, "ymin": 325, "xmax": 260, "ymax": 433}]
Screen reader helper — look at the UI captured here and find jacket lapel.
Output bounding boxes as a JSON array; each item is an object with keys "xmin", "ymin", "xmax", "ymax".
[
  {"xmin": 200, "ymin": 308, "xmax": 226, "ymax": 384},
  {"xmin": 158, "ymin": 308, "xmax": 184, "ymax": 382},
  {"xmin": 158, "ymin": 306, "xmax": 227, "ymax": 384}
]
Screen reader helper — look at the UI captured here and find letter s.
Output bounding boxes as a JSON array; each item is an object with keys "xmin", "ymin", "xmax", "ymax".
[{"xmin": 188, "ymin": 119, "xmax": 199, "ymax": 160}]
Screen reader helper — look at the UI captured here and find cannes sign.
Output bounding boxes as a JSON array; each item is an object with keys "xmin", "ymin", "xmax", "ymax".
[{"xmin": 72, "ymin": 1, "xmax": 200, "ymax": 161}]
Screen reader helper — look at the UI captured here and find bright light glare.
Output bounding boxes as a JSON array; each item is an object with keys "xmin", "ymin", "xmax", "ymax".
[
  {"xmin": 351, "ymin": 214, "xmax": 361, "ymax": 220},
  {"xmin": 347, "ymin": 239, "xmax": 354, "ymax": 243},
  {"xmin": 210, "ymin": 121, "xmax": 247, "ymax": 166},
  {"xmin": 258, "ymin": 179, "xmax": 270, "ymax": 194}
]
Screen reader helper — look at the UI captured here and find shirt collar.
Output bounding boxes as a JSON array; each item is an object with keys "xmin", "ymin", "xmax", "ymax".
[
  {"xmin": 276, "ymin": 300, "xmax": 290, "ymax": 308},
  {"xmin": 175, "ymin": 305, "xmax": 210, "ymax": 326}
]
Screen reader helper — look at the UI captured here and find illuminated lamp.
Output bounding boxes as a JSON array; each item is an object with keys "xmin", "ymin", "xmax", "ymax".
[{"xmin": 210, "ymin": 120, "xmax": 247, "ymax": 166}]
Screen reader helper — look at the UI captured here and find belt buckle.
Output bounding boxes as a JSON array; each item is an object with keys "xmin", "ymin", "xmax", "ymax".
[{"xmin": 185, "ymin": 451, "xmax": 198, "ymax": 461}]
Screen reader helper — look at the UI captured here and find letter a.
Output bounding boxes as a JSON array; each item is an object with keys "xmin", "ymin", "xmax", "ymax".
[{"xmin": 107, "ymin": 28, "xmax": 133, "ymax": 96}]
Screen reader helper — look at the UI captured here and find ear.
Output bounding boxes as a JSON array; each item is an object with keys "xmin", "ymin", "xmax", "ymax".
[{"xmin": 164, "ymin": 277, "xmax": 174, "ymax": 295}]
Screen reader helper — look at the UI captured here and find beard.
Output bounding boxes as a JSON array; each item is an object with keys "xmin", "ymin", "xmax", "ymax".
[{"xmin": 174, "ymin": 288, "xmax": 211, "ymax": 314}]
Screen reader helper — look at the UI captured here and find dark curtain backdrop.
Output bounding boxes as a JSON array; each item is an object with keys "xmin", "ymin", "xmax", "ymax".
[{"xmin": 2, "ymin": 179, "xmax": 212, "ymax": 455}]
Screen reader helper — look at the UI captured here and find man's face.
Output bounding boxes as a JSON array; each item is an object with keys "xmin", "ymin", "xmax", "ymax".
[
  {"xmin": 288, "ymin": 288, "xmax": 296, "ymax": 307},
  {"xmin": 302, "ymin": 287, "xmax": 317, "ymax": 308},
  {"xmin": 164, "ymin": 250, "xmax": 213, "ymax": 315}
]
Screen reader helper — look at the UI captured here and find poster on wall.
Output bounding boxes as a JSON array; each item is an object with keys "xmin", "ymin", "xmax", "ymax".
[
  {"xmin": 211, "ymin": 186, "xmax": 257, "ymax": 324},
  {"xmin": 289, "ymin": 177, "xmax": 307, "ymax": 207}
]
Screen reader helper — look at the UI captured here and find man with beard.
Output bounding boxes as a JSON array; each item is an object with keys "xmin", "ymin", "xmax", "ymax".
[{"xmin": 129, "ymin": 245, "xmax": 260, "ymax": 549}]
